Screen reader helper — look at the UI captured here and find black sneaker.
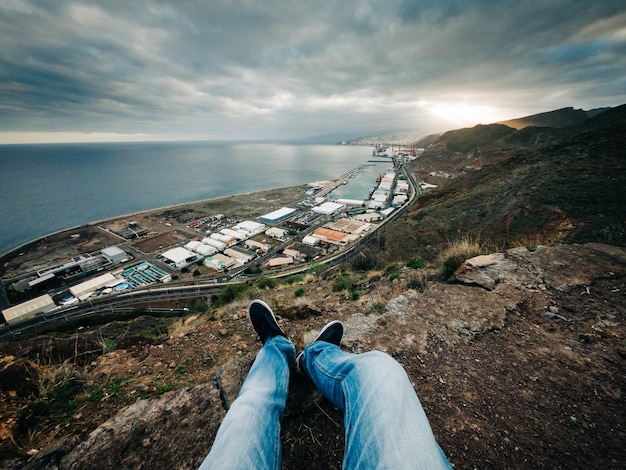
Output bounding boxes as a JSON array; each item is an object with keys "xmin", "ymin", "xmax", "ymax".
[
  {"xmin": 296, "ymin": 320, "xmax": 344, "ymax": 376},
  {"xmin": 248, "ymin": 299, "xmax": 287, "ymax": 344}
]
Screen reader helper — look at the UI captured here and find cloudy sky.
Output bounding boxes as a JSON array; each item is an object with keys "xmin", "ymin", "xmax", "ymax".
[{"xmin": 1, "ymin": 0, "xmax": 625, "ymax": 143}]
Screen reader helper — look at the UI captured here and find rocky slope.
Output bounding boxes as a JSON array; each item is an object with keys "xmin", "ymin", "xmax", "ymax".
[{"xmin": 2, "ymin": 242, "xmax": 623, "ymax": 469}]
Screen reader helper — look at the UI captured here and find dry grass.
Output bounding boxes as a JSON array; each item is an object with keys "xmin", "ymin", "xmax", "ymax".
[{"xmin": 438, "ymin": 237, "xmax": 484, "ymax": 279}]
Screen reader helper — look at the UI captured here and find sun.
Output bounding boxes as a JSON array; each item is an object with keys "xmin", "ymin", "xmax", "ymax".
[{"xmin": 428, "ymin": 102, "xmax": 503, "ymax": 127}]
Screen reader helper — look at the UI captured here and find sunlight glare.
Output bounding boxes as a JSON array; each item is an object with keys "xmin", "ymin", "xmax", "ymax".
[{"xmin": 428, "ymin": 103, "xmax": 503, "ymax": 126}]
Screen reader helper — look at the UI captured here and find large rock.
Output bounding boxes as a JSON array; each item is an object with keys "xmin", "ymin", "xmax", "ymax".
[
  {"xmin": 453, "ymin": 243, "xmax": 626, "ymax": 292},
  {"xmin": 36, "ymin": 384, "xmax": 224, "ymax": 470}
]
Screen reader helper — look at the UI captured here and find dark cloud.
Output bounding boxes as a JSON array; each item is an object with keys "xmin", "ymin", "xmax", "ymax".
[{"xmin": 1, "ymin": 0, "xmax": 625, "ymax": 142}]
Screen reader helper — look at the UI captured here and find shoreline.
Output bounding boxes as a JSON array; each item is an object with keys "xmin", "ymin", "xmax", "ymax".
[
  {"xmin": 1, "ymin": 161, "xmax": 370, "ymax": 260},
  {"xmin": 0, "ymin": 183, "xmax": 310, "ymax": 262}
]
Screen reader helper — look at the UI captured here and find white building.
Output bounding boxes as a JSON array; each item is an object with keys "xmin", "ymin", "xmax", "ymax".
[
  {"xmin": 210, "ymin": 233, "xmax": 236, "ymax": 245},
  {"xmin": 202, "ymin": 237, "xmax": 227, "ymax": 250},
  {"xmin": 204, "ymin": 253, "xmax": 236, "ymax": 271},
  {"xmin": 70, "ymin": 273, "xmax": 118, "ymax": 298},
  {"xmin": 2, "ymin": 294, "xmax": 56, "ymax": 325},
  {"xmin": 195, "ymin": 244, "xmax": 217, "ymax": 256},
  {"xmin": 245, "ymin": 239, "xmax": 270, "ymax": 252},
  {"xmin": 312, "ymin": 201, "xmax": 345, "ymax": 215},
  {"xmin": 221, "ymin": 228, "xmax": 247, "ymax": 240},
  {"xmin": 234, "ymin": 220, "xmax": 266, "ymax": 236},
  {"xmin": 101, "ymin": 246, "xmax": 128, "ymax": 263},
  {"xmin": 224, "ymin": 246, "xmax": 256, "ymax": 263},
  {"xmin": 260, "ymin": 207, "xmax": 297, "ymax": 224},
  {"xmin": 265, "ymin": 227, "xmax": 288, "ymax": 239},
  {"xmin": 185, "ymin": 240, "xmax": 203, "ymax": 252},
  {"xmin": 302, "ymin": 235, "xmax": 321, "ymax": 246},
  {"xmin": 161, "ymin": 247, "xmax": 201, "ymax": 269}
]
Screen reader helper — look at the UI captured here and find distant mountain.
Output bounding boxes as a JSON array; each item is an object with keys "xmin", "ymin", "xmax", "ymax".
[
  {"xmin": 379, "ymin": 103, "xmax": 626, "ymax": 261},
  {"xmin": 497, "ymin": 106, "xmax": 607, "ymax": 130}
]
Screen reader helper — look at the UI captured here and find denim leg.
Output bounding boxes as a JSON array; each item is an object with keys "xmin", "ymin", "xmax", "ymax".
[
  {"xmin": 199, "ymin": 336, "xmax": 295, "ymax": 470},
  {"xmin": 301, "ymin": 342, "xmax": 452, "ymax": 470}
]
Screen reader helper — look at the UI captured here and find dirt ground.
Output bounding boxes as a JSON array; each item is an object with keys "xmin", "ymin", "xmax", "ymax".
[
  {"xmin": 278, "ymin": 279, "xmax": 626, "ymax": 469},
  {"xmin": 1, "ymin": 247, "xmax": 624, "ymax": 469}
]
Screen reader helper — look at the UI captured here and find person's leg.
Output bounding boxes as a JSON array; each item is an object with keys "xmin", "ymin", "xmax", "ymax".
[
  {"xmin": 199, "ymin": 301, "xmax": 295, "ymax": 470},
  {"xmin": 300, "ymin": 341, "xmax": 452, "ymax": 470}
]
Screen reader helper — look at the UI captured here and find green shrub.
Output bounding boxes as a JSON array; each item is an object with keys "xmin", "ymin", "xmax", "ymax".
[
  {"xmin": 218, "ymin": 282, "xmax": 248, "ymax": 305},
  {"xmin": 406, "ymin": 257, "xmax": 425, "ymax": 269},
  {"xmin": 389, "ymin": 273, "xmax": 400, "ymax": 281},
  {"xmin": 350, "ymin": 290, "xmax": 360, "ymax": 301},
  {"xmin": 307, "ymin": 263, "xmax": 325, "ymax": 274},
  {"xmin": 189, "ymin": 298, "xmax": 208, "ymax": 313},
  {"xmin": 256, "ymin": 277, "xmax": 277, "ymax": 289},
  {"xmin": 286, "ymin": 274, "xmax": 304, "ymax": 285},
  {"xmin": 367, "ymin": 301, "xmax": 387, "ymax": 315},
  {"xmin": 294, "ymin": 288, "xmax": 305, "ymax": 297},
  {"xmin": 332, "ymin": 274, "xmax": 355, "ymax": 292},
  {"xmin": 384, "ymin": 263, "xmax": 400, "ymax": 274}
]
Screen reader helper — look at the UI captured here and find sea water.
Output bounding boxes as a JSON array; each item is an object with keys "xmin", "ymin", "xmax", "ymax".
[{"xmin": 0, "ymin": 141, "xmax": 370, "ymax": 254}]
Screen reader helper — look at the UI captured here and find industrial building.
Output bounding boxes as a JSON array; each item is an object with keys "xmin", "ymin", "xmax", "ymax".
[
  {"xmin": 302, "ymin": 235, "xmax": 321, "ymax": 246},
  {"xmin": 202, "ymin": 237, "xmax": 227, "ymax": 251},
  {"xmin": 265, "ymin": 227, "xmax": 288, "ymax": 240},
  {"xmin": 185, "ymin": 240, "xmax": 203, "ymax": 252},
  {"xmin": 36, "ymin": 254, "xmax": 102, "ymax": 281},
  {"xmin": 224, "ymin": 246, "xmax": 256, "ymax": 263},
  {"xmin": 234, "ymin": 220, "xmax": 266, "ymax": 236},
  {"xmin": 354, "ymin": 211, "xmax": 382, "ymax": 222},
  {"xmin": 325, "ymin": 218, "xmax": 371, "ymax": 235},
  {"xmin": 285, "ymin": 242, "xmax": 322, "ymax": 260},
  {"xmin": 70, "ymin": 272, "xmax": 118, "ymax": 299},
  {"xmin": 195, "ymin": 244, "xmax": 217, "ymax": 257},
  {"xmin": 160, "ymin": 247, "xmax": 201, "ymax": 269},
  {"xmin": 2, "ymin": 294, "xmax": 56, "ymax": 325},
  {"xmin": 266, "ymin": 257, "xmax": 294, "ymax": 269},
  {"xmin": 260, "ymin": 207, "xmax": 297, "ymax": 224},
  {"xmin": 204, "ymin": 253, "xmax": 236, "ymax": 271},
  {"xmin": 210, "ymin": 233, "xmax": 236, "ymax": 245},
  {"xmin": 245, "ymin": 239, "xmax": 270, "ymax": 252},
  {"xmin": 101, "ymin": 246, "xmax": 128, "ymax": 263},
  {"xmin": 311, "ymin": 227, "xmax": 354, "ymax": 245},
  {"xmin": 312, "ymin": 201, "xmax": 345, "ymax": 215}
]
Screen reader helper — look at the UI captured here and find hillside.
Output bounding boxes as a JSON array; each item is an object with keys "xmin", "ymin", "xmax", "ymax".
[
  {"xmin": 1, "ymin": 104, "xmax": 625, "ymax": 469},
  {"xmin": 375, "ymin": 104, "xmax": 626, "ymax": 264},
  {"xmin": 498, "ymin": 106, "xmax": 592, "ymax": 129}
]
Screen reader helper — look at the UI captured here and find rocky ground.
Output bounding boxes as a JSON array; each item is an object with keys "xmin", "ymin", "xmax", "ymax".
[{"xmin": 1, "ymin": 242, "xmax": 624, "ymax": 469}]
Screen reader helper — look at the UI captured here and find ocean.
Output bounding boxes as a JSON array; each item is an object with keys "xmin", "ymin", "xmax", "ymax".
[{"xmin": 0, "ymin": 141, "xmax": 371, "ymax": 254}]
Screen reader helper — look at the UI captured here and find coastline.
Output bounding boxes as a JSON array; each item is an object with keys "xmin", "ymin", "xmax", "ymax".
[{"xmin": 0, "ymin": 183, "xmax": 311, "ymax": 278}]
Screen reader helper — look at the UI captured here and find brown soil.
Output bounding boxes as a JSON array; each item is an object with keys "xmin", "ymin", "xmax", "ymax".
[{"xmin": 1, "ymin": 248, "xmax": 624, "ymax": 469}]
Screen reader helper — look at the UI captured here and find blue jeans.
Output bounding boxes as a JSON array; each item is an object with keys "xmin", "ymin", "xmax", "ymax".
[{"xmin": 199, "ymin": 337, "xmax": 452, "ymax": 469}]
